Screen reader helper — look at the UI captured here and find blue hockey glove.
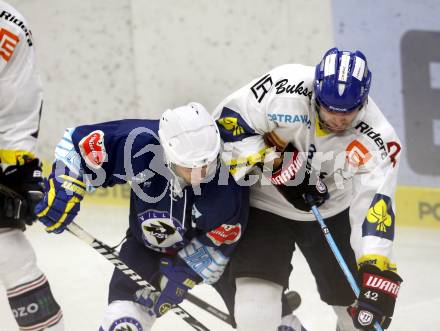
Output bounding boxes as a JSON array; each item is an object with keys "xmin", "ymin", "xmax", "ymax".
[
  {"xmin": 135, "ymin": 256, "xmax": 202, "ymax": 317},
  {"xmin": 34, "ymin": 162, "xmax": 86, "ymax": 233},
  {"xmin": 348, "ymin": 265, "xmax": 402, "ymax": 330}
]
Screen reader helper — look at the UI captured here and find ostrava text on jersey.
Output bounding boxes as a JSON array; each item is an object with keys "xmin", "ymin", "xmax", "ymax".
[
  {"xmin": 213, "ymin": 63, "xmax": 402, "ymax": 273},
  {"xmin": 56, "ymin": 119, "xmax": 249, "ymax": 284}
]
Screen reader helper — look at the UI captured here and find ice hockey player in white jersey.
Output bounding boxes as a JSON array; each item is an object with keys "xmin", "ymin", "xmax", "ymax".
[
  {"xmin": 213, "ymin": 48, "xmax": 402, "ymax": 331},
  {"xmin": 0, "ymin": 1, "xmax": 64, "ymax": 330}
]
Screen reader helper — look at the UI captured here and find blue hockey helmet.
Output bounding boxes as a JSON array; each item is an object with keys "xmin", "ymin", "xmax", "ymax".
[{"xmin": 314, "ymin": 47, "xmax": 372, "ymax": 113}]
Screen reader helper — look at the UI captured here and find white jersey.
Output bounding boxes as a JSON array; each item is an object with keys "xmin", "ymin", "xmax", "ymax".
[
  {"xmin": 0, "ymin": 0, "xmax": 42, "ymax": 167},
  {"xmin": 213, "ymin": 64, "xmax": 402, "ymax": 271}
]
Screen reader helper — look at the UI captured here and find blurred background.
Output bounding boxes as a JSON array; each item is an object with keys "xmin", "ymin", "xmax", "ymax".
[{"xmin": 1, "ymin": 0, "xmax": 439, "ymax": 330}]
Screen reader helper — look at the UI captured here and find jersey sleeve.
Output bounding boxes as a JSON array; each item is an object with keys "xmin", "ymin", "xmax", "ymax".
[
  {"xmin": 54, "ymin": 119, "xmax": 161, "ymax": 190},
  {"xmin": 0, "ymin": 14, "xmax": 42, "ymax": 167},
  {"xmin": 349, "ymin": 136, "xmax": 402, "ymax": 273},
  {"xmin": 178, "ymin": 176, "xmax": 250, "ymax": 284},
  {"xmin": 213, "ymin": 71, "xmax": 279, "ymax": 180}
]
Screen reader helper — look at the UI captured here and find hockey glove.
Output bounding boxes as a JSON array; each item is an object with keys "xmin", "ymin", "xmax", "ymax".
[
  {"xmin": 266, "ymin": 143, "xmax": 329, "ymax": 211},
  {"xmin": 2, "ymin": 159, "xmax": 45, "ymax": 225},
  {"xmin": 135, "ymin": 256, "xmax": 202, "ymax": 317},
  {"xmin": 34, "ymin": 162, "xmax": 86, "ymax": 233},
  {"xmin": 348, "ymin": 265, "xmax": 402, "ymax": 330}
]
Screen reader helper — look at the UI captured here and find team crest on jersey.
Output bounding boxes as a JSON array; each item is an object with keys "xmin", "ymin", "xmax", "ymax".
[
  {"xmin": 109, "ymin": 317, "xmax": 143, "ymax": 331},
  {"xmin": 362, "ymin": 194, "xmax": 395, "ymax": 240},
  {"xmin": 216, "ymin": 107, "xmax": 255, "ymax": 142},
  {"xmin": 78, "ymin": 130, "xmax": 107, "ymax": 169},
  {"xmin": 207, "ymin": 224, "xmax": 242, "ymax": 246},
  {"xmin": 138, "ymin": 210, "xmax": 184, "ymax": 248}
]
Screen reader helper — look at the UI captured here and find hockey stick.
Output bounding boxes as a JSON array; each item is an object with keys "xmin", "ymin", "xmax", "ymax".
[
  {"xmin": 306, "ymin": 196, "xmax": 383, "ymax": 331},
  {"xmin": 66, "ymin": 221, "xmax": 301, "ymax": 328},
  {"xmin": 68, "ymin": 221, "xmax": 307, "ymax": 329},
  {"xmin": 1, "ymin": 183, "xmax": 229, "ymax": 328},
  {"xmin": 1, "ymin": 184, "xmax": 303, "ymax": 327},
  {"xmin": 66, "ymin": 222, "xmax": 209, "ymax": 331}
]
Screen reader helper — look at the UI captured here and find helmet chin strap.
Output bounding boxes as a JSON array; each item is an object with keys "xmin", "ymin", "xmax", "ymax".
[
  {"xmin": 313, "ymin": 99, "xmax": 332, "ymax": 132},
  {"xmin": 163, "ymin": 154, "xmax": 187, "ymax": 197}
]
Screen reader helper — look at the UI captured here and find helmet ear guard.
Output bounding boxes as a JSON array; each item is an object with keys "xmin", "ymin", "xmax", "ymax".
[{"xmin": 314, "ymin": 47, "xmax": 372, "ymax": 113}]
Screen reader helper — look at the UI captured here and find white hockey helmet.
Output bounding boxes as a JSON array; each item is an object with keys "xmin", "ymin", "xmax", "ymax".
[{"xmin": 158, "ymin": 102, "xmax": 221, "ymax": 169}]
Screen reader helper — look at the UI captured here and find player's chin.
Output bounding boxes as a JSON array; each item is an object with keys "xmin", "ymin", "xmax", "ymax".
[
  {"xmin": 189, "ymin": 177, "xmax": 204, "ymax": 185},
  {"xmin": 327, "ymin": 125, "xmax": 348, "ymax": 133}
]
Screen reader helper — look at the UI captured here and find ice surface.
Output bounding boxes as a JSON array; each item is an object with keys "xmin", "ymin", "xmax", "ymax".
[{"xmin": 1, "ymin": 204, "xmax": 439, "ymax": 330}]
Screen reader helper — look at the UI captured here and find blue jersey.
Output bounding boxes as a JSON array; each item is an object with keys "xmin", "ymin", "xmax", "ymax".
[{"xmin": 54, "ymin": 119, "xmax": 249, "ymax": 284}]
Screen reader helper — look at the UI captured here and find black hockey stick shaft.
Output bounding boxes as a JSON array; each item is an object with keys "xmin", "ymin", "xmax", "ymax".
[
  {"xmin": 185, "ymin": 292, "xmax": 232, "ymax": 325},
  {"xmin": 66, "ymin": 222, "xmax": 209, "ymax": 331}
]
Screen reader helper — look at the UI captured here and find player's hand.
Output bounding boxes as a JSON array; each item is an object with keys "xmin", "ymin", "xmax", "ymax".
[
  {"xmin": 135, "ymin": 256, "xmax": 202, "ymax": 317},
  {"xmin": 348, "ymin": 265, "xmax": 402, "ymax": 330},
  {"xmin": 3, "ymin": 159, "xmax": 45, "ymax": 225},
  {"xmin": 34, "ymin": 162, "xmax": 86, "ymax": 233},
  {"xmin": 266, "ymin": 143, "xmax": 329, "ymax": 211}
]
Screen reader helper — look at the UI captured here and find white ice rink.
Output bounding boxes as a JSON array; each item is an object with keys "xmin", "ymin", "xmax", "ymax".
[{"xmin": 1, "ymin": 203, "xmax": 439, "ymax": 331}]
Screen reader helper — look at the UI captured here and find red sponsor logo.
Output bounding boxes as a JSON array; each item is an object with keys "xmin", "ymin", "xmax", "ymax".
[
  {"xmin": 386, "ymin": 141, "xmax": 401, "ymax": 168},
  {"xmin": 363, "ymin": 273, "xmax": 400, "ymax": 298},
  {"xmin": 346, "ymin": 140, "xmax": 371, "ymax": 167},
  {"xmin": 0, "ymin": 28, "xmax": 19, "ymax": 62},
  {"xmin": 79, "ymin": 130, "xmax": 106, "ymax": 168},
  {"xmin": 207, "ymin": 224, "xmax": 242, "ymax": 246},
  {"xmin": 270, "ymin": 151, "xmax": 304, "ymax": 185}
]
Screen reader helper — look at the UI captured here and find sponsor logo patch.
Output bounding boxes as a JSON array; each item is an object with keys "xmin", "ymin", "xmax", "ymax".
[
  {"xmin": 362, "ymin": 194, "xmax": 395, "ymax": 240},
  {"xmin": 251, "ymin": 73, "xmax": 273, "ymax": 102},
  {"xmin": 0, "ymin": 10, "xmax": 33, "ymax": 46},
  {"xmin": 109, "ymin": 316, "xmax": 143, "ymax": 331},
  {"xmin": 216, "ymin": 107, "xmax": 256, "ymax": 142},
  {"xmin": 346, "ymin": 140, "xmax": 371, "ymax": 167},
  {"xmin": 274, "ymin": 79, "xmax": 313, "ymax": 99},
  {"xmin": 363, "ymin": 273, "xmax": 400, "ymax": 298},
  {"xmin": 354, "ymin": 121, "xmax": 387, "ymax": 159},
  {"xmin": 0, "ymin": 28, "xmax": 19, "ymax": 62},
  {"xmin": 386, "ymin": 141, "xmax": 401, "ymax": 167},
  {"xmin": 207, "ymin": 224, "xmax": 241, "ymax": 246},
  {"xmin": 267, "ymin": 113, "xmax": 311, "ymax": 128},
  {"xmin": 79, "ymin": 130, "xmax": 106, "ymax": 169}
]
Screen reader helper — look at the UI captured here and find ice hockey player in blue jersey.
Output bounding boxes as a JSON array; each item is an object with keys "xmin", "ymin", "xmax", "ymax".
[{"xmin": 34, "ymin": 102, "xmax": 249, "ymax": 330}]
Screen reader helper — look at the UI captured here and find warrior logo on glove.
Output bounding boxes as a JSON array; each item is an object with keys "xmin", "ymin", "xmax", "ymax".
[{"xmin": 358, "ymin": 310, "xmax": 374, "ymax": 326}]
